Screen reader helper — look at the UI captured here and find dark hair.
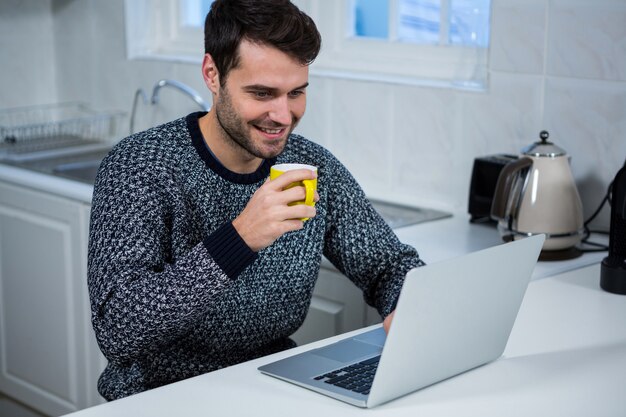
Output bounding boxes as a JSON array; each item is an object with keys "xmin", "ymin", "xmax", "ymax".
[{"xmin": 204, "ymin": 0, "xmax": 321, "ymax": 85}]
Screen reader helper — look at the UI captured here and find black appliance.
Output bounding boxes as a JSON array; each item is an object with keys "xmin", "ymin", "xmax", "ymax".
[
  {"xmin": 468, "ymin": 154, "xmax": 518, "ymax": 223},
  {"xmin": 600, "ymin": 165, "xmax": 626, "ymax": 295}
]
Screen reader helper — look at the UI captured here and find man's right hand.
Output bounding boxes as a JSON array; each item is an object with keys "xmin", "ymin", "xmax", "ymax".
[{"xmin": 232, "ymin": 169, "xmax": 318, "ymax": 252}]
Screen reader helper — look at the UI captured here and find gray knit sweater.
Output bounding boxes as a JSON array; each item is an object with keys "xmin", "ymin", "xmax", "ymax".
[{"xmin": 88, "ymin": 112, "xmax": 423, "ymax": 400}]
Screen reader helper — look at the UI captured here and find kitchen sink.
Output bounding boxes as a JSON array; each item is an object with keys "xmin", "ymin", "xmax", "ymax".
[
  {"xmin": 3, "ymin": 147, "xmax": 112, "ymax": 185},
  {"xmin": 369, "ymin": 199, "xmax": 450, "ymax": 228},
  {"xmin": 53, "ymin": 159, "xmax": 103, "ymax": 184}
]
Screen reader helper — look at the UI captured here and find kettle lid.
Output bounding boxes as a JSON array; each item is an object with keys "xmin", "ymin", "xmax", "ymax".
[{"xmin": 522, "ymin": 130, "xmax": 567, "ymax": 157}]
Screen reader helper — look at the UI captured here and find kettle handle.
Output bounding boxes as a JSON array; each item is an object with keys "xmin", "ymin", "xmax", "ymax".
[{"xmin": 490, "ymin": 157, "xmax": 533, "ymax": 221}]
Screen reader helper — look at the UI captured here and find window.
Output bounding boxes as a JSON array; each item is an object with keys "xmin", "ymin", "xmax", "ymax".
[
  {"xmin": 124, "ymin": 0, "xmax": 212, "ymax": 63},
  {"xmin": 125, "ymin": 0, "xmax": 490, "ymax": 89},
  {"xmin": 353, "ymin": 0, "xmax": 490, "ymax": 47},
  {"xmin": 297, "ymin": 0, "xmax": 491, "ymax": 89},
  {"xmin": 180, "ymin": 0, "xmax": 213, "ymax": 27}
]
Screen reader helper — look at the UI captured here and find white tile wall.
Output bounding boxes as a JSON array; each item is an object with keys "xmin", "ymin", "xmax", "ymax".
[
  {"xmin": 323, "ymin": 79, "xmax": 394, "ymax": 192},
  {"xmin": 490, "ymin": 0, "xmax": 547, "ymax": 74},
  {"xmin": 292, "ymin": 76, "xmax": 332, "ymax": 149},
  {"xmin": 544, "ymin": 76, "xmax": 626, "ymax": 225},
  {"xmin": 1, "ymin": 0, "xmax": 624, "ymax": 230},
  {"xmin": 0, "ymin": 0, "xmax": 57, "ymax": 108},
  {"xmin": 391, "ymin": 83, "xmax": 465, "ymax": 209},
  {"xmin": 548, "ymin": 0, "xmax": 626, "ymax": 81}
]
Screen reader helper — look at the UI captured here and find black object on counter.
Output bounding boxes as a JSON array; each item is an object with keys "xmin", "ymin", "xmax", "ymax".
[
  {"xmin": 600, "ymin": 165, "xmax": 626, "ymax": 295},
  {"xmin": 467, "ymin": 154, "xmax": 518, "ymax": 223}
]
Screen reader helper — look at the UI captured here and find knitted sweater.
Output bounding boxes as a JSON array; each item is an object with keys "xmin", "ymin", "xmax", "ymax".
[{"xmin": 88, "ymin": 112, "xmax": 423, "ymax": 400}]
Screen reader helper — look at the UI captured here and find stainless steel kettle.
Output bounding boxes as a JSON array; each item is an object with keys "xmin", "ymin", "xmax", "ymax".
[{"xmin": 491, "ymin": 131, "xmax": 584, "ymax": 251}]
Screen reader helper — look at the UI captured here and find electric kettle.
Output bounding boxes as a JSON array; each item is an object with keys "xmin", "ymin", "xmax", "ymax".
[{"xmin": 491, "ymin": 131, "xmax": 584, "ymax": 253}]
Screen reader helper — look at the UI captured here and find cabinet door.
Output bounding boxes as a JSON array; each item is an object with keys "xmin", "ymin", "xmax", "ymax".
[
  {"xmin": 0, "ymin": 182, "xmax": 89, "ymax": 416},
  {"xmin": 291, "ymin": 267, "xmax": 381, "ymax": 345}
]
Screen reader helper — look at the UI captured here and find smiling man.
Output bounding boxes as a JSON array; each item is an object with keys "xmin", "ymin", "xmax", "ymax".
[
  {"xmin": 88, "ymin": 0, "xmax": 424, "ymax": 401},
  {"xmin": 201, "ymin": 39, "xmax": 309, "ymax": 169}
]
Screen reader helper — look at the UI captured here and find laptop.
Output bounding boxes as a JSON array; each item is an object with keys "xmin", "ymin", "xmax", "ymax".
[{"xmin": 258, "ymin": 234, "xmax": 545, "ymax": 408}]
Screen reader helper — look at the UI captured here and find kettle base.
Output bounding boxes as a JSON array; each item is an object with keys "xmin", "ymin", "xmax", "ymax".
[{"xmin": 538, "ymin": 246, "xmax": 582, "ymax": 262}]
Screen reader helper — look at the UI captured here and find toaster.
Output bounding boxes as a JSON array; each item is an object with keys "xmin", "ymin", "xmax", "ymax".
[{"xmin": 467, "ymin": 154, "xmax": 518, "ymax": 223}]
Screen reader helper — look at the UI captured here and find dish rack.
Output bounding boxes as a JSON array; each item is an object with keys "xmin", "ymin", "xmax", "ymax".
[{"xmin": 0, "ymin": 102, "xmax": 125, "ymax": 162}]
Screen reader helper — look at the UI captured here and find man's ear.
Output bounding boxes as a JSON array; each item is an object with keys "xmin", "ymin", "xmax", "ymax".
[{"xmin": 202, "ymin": 53, "xmax": 220, "ymax": 95}]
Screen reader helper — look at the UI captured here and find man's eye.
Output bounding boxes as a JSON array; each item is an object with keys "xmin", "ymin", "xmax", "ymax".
[
  {"xmin": 289, "ymin": 90, "xmax": 304, "ymax": 98},
  {"xmin": 254, "ymin": 91, "xmax": 270, "ymax": 98}
]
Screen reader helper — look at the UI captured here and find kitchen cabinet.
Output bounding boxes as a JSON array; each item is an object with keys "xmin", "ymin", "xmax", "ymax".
[
  {"xmin": 292, "ymin": 266, "xmax": 380, "ymax": 346},
  {"xmin": 0, "ymin": 181, "xmax": 105, "ymax": 417}
]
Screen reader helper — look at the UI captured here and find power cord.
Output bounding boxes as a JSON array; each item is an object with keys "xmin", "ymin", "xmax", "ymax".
[{"xmin": 579, "ymin": 157, "xmax": 626, "ymax": 252}]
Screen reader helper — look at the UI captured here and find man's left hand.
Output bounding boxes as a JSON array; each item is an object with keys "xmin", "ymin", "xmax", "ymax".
[{"xmin": 383, "ymin": 310, "xmax": 395, "ymax": 334}]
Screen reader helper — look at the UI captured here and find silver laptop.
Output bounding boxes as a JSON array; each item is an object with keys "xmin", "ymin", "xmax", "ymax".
[{"xmin": 258, "ymin": 234, "xmax": 545, "ymax": 408}]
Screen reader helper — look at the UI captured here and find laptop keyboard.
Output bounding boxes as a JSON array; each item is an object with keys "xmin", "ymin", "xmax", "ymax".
[{"xmin": 313, "ymin": 355, "xmax": 380, "ymax": 395}]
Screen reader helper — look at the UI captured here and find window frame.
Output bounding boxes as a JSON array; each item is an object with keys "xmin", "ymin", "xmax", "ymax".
[
  {"xmin": 125, "ymin": 0, "xmax": 489, "ymax": 90},
  {"xmin": 125, "ymin": 0, "xmax": 204, "ymax": 64},
  {"xmin": 298, "ymin": 0, "xmax": 488, "ymax": 89}
]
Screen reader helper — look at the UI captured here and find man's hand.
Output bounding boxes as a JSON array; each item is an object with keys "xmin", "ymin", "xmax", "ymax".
[
  {"xmin": 383, "ymin": 310, "xmax": 395, "ymax": 334},
  {"xmin": 233, "ymin": 169, "xmax": 318, "ymax": 252}
]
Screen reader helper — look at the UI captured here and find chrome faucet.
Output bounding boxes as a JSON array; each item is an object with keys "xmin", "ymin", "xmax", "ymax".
[
  {"xmin": 130, "ymin": 79, "xmax": 211, "ymax": 134},
  {"xmin": 150, "ymin": 79, "xmax": 211, "ymax": 112}
]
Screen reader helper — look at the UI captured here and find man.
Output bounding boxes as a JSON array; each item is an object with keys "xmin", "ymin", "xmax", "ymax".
[{"xmin": 88, "ymin": 0, "xmax": 423, "ymax": 401}]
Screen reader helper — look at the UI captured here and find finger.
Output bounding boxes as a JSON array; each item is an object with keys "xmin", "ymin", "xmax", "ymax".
[
  {"xmin": 313, "ymin": 190, "xmax": 320, "ymax": 203},
  {"xmin": 383, "ymin": 310, "xmax": 395, "ymax": 334},
  {"xmin": 269, "ymin": 169, "xmax": 316, "ymax": 189},
  {"xmin": 277, "ymin": 218, "xmax": 305, "ymax": 234},
  {"xmin": 283, "ymin": 204, "xmax": 316, "ymax": 220},
  {"xmin": 277, "ymin": 185, "xmax": 310, "ymax": 205}
]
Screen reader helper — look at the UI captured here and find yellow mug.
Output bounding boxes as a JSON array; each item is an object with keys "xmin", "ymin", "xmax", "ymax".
[{"xmin": 270, "ymin": 163, "xmax": 318, "ymax": 221}]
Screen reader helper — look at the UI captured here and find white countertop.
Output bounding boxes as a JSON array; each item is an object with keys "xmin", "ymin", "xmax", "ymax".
[
  {"xmin": 392, "ymin": 216, "xmax": 608, "ymax": 280},
  {"xmin": 0, "ymin": 163, "xmax": 94, "ymax": 203},
  {"xmin": 320, "ymin": 215, "xmax": 607, "ymax": 281},
  {"xmin": 62, "ymin": 263, "xmax": 626, "ymax": 417}
]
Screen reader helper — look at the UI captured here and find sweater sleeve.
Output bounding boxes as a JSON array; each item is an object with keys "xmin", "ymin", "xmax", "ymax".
[
  {"xmin": 320, "ymin": 155, "xmax": 425, "ymax": 319},
  {"xmin": 87, "ymin": 147, "xmax": 256, "ymax": 365}
]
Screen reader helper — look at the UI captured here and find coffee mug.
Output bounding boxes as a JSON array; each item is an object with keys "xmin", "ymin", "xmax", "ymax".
[{"xmin": 270, "ymin": 163, "xmax": 317, "ymax": 221}]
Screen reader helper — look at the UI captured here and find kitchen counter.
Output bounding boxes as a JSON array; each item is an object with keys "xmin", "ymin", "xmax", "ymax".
[
  {"xmin": 392, "ymin": 216, "xmax": 608, "ymax": 280},
  {"xmin": 0, "ymin": 157, "xmax": 608, "ymax": 279},
  {"xmin": 320, "ymin": 214, "xmax": 607, "ymax": 281},
  {"xmin": 0, "ymin": 161, "xmax": 95, "ymax": 203},
  {"xmin": 1, "ymin": 158, "xmax": 607, "ymax": 279},
  {"xmin": 61, "ymin": 263, "xmax": 626, "ymax": 417}
]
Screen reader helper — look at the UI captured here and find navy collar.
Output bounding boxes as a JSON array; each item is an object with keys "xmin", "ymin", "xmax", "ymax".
[{"xmin": 187, "ymin": 112, "xmax": 275, "ymax": 184}]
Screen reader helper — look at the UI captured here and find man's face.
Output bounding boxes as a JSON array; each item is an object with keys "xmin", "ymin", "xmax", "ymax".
[{"xmin": 213, "ymin": 40, "xmax": 309, "ymax": 160}]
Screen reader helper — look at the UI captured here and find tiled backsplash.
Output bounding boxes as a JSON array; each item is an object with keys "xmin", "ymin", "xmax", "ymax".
[
  {"xmin": 296, "ymin": 0, "xmax": 626, "ymax": 230},
  {"xmin": 0, "ymin": 1, "xmax": 57, "ymax": 107},
  {"xmin": 1, "ymin": 0, "xmax": 625, "ymax": 230}
]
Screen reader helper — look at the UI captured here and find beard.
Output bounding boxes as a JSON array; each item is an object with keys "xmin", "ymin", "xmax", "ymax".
[{"xmin": 214, "ymin": 86, "xmax": 299, "ymax": 160}]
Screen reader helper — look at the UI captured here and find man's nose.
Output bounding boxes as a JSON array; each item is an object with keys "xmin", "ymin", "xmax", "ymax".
[{"xmin": 268, "ymin": 95, "xmax": 292, "ymax": 126}]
